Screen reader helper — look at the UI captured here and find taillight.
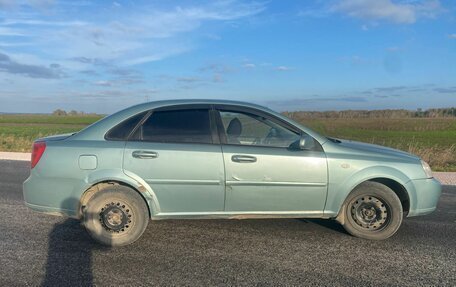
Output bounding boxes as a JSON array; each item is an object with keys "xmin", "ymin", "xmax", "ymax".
[{"xmin": 31, "ymin": 141, "xmax": 46, "ymax": 169}]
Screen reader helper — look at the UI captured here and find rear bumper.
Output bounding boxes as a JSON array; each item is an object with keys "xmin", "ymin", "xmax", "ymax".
[
  {"xmin": 24, "ymin": 202, "xmax": 69, "ymax": 217},
  {"xmin": 407, "ymin": 178, "xmax": 442, "ymax": 217},
  {"xmin": 23, "ymin": 173, "xmax": 80, "ymax": 217}
]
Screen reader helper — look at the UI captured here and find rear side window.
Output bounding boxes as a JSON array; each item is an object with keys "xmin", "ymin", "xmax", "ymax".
[
  {"xmin": 105, "ymin": 111, "xmax": 147, "ymax": 140},
  {"xmin": 132, "ymin": 109, "xmax": 212, "ymax": 144}
]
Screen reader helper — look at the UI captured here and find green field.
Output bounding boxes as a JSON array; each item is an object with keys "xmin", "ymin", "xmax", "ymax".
[
  {"xmin": 0, "ymin": 114, "xmax": 103, "ymax": 153},
  {"xmin": 1, "ymin": 114, "xmax": 455, "ymax": 171},
  {"xmin": 293, "ymin": 117, "xmax": 456, "ymax": 171}
]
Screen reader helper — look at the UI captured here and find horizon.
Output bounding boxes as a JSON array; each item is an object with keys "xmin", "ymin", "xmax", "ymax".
[
  {"xmin": 1, "ymin": 104, "xmax": 455, "ymax": 116},
  {"xmin": 0, "ymin": 0, "xmax": 455, "ymax": 113}
]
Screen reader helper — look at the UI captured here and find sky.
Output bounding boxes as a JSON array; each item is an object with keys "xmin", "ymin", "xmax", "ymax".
[{"xmin": 0, "ymin": 0, "xmax": 455, "ymax": 113}]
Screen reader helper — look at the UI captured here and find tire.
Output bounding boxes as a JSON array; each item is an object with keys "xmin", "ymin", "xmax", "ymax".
[
  {"xmin": 340, "ymin": 181, "xmax": 403, "ymax": 240},
  {"xmin": 83, "ymin": 185, "xmax": 149, "ymax": 246}
]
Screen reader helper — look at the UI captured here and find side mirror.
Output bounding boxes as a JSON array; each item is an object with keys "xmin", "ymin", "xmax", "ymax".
[
  {"xmin": 299, "ymin": 137, "xmax": 307, "ymax": 149},
  {"xmin": 299, "ymin": 135, "xmax": 314, "ymax": 150},
  {"xmin": 289, "ymin": 134, "xmax": 315, "ymax": 150}
]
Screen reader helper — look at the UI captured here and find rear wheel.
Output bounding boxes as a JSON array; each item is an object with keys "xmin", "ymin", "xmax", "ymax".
[
  {"xmin": 83, "ymin": 185, "xmax": 149, "ymax": 246},
  {"xmin": 341, "ymin": 181, "xmax": 403, "ymax": 240}
]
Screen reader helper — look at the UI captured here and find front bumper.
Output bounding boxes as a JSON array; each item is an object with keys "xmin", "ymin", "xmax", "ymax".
[{"xmin": 406, "ymin": 177, "xmax": 442, "ymax": 217}]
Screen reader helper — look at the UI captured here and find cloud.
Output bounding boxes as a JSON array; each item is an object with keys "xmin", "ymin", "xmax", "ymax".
[
  {"xmin": 1, "ymin": 1, "xmax": 265, "ymax": 69},
  {"xmin": 72, "ymin": 57, "xmax": 145, "ymax": 86},
  {"xmin": 71, "ymin": 57, "xmax": 107, "ymax": 66},
  {"xmin": 374, "ymin": 86, "xmax": 407, "ymax": 92},
  {"xmin": 374, "ymin": 94, "xmax": 401, "ymax": 98},
  {"xmin": 266, "ymin": 96, "xmax": 367, "ymax": 107},
  {"xmin": 275, "ymin": 66, "xmax": 293, "ymax": 71},
  {"xmin": 121, "ymin": 47, "xmax": 189, "ymax": 66},
  {"xmin": 213, "ymin": 74, "xmax": 223, "ymax": 83},
  {"xmin": 151, "ymin": 73, "xmax": 224, "ymax": 89},
  {"xmin": 362, "ymin": 84, "xmax": 436, "ymax": 96},
  {"xmin": 92, "ymin": 74, "xmax": 144, "ymax": 87},
  {"xmin": 0, "ymin": 0, "xmax": 55, "ymax": 9},
  {"xmin": 199, "ymin": 63, "xmax": 232, "ymax": 74},
  {"xmin": 204, "ymin": 33, "xmax": 221, "ymax": 40},
  {"xmin": 108, "ymin": 67, "xmax": 140, "ymax": 77},
  {"xmin": 0, "ymin": 27, "xmax": 26, "ymax": 36},
  {"xmin": 176, "ymin": 77, "xmax": 202, "ymax": 83},
  {"xmin": 1, "ymin": 19, "xmax": 88, "ymax": 26},
  {"xmin": 93, "ymin": 80, "xmax": 113, "ymax": 87},
  {"xmin": 0, "ymin": 52, "xmax": 63, "ymax": 79},
  {"xmin": 339, "ymin": 55, "xmax": 372, "ymax": 66},
  {"xmin": 0, "ymin": 0, "xmax": 15, "ymax": 8},
  {"xmin": 199, "ymin": 63, "xmax": 232, "ymax": 83},
  {"xmin": 298, "ymin": 8, "xmax": 330, "ymax": 18},
  {"xmin": 0, "ymin": 41, "xmax": 33, "ymax": 47},
  {"xmin": 82, "ymin": 1, "xmax": 264, "ymax": 65},
  {"xmin": 242, "ymin": 63, "xmax": 256, "ymax": 69},
  {"xmin": 79, "ymin": 70, "xmax": 98, "ymax": 76},
  {"xmin": 386, "ymin": 46, "xmax": 401, "ymax": 52},
  {"xmin": 434, "ymin": 87, "xmax": 456, "ymax": 93},
  {"xmin": 448, "ymin": 34, "xmax": 456, "ymax": 39},
  {"xmin": 331, "ymin": 0, "xmax": 443, "ymax": 24}
]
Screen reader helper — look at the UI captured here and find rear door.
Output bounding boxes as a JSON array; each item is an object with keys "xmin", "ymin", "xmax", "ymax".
[{"xmin": 122, "ymin": 105, "xmax": 225, "ymax": 213}]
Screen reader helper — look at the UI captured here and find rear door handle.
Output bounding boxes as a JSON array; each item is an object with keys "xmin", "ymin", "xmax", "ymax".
[
  {"xmin": 231, "ymin": 155, "xmax": 257, "ymax": 163},
  {"xmin": 132, "ymin": 150, "xmax": 159, "ymax": 159}
]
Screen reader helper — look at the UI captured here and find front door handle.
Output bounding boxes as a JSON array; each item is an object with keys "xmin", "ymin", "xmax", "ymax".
[
  {"xmin": 232, "ymin": 155, "xmax": 257, "ymax": 163},
  {"xmin": 132, "ymin": 150, "xmax": 159, "ymax": 159}
]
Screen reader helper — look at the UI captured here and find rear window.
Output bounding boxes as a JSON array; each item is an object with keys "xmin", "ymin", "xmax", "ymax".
[
  {"xmin": 132, "ymin": 109, "xmax": 212, "ymax": 144},
  {"xmin": 105, "ymin": 111, "xmax": 147, "ymax": 140}
]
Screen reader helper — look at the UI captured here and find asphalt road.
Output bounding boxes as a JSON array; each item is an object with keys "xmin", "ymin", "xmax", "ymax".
[{"xmin": 0, "ymin": 160, "xmax": 455, "ymax": 286}]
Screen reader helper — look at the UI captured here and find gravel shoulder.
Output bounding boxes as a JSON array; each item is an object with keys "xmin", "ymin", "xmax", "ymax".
[
  {"xmin": 0, "ymin": 152, "xmax": 31, "ymax": 161},
  {"xmin": 433, "ymin": 172, "xmax": 456, "ymax": 186}
]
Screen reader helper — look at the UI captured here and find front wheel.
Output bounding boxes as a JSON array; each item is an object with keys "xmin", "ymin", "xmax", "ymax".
[
  {"xmin": 83, "ymin": 185, "xmax": 149, "ymax": 246},
  {"xmin": 341, "ymin": 181, "xmax": 403, "ymax": 240}
]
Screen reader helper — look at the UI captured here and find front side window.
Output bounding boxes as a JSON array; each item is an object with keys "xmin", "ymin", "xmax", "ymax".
[
  {"xmin": 219, "ymin": 110, "xmax": 301, "ymax": 148},
  {"xmin": 132, "ymin": 109, "xmax": 212, "ymax": 144}
]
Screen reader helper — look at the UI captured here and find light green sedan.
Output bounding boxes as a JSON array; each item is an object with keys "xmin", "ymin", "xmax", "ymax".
[{"xmin": 23, "ymin": 100, "xmax": 442, "ymax": 246}]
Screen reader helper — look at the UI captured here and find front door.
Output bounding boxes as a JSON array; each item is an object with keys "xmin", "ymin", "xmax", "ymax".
[
  {"xmin": 216, "ymin": 108, "xmax": 328, "ymax": 213},
  {"xmin": 123, "ymin": 106, "xmax": 225, "ymax": 213}
]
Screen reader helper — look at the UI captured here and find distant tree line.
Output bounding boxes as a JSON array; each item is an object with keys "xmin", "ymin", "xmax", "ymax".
[
  {"xmin": 283, "ymin": 107, "xmax": 456, "ymax": 119},
  {"xmin": 52, "ymin": 109, "xmax": 98, "ymax": 116}
]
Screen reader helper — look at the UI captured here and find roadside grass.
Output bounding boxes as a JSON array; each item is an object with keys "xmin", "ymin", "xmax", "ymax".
[
  {"xmin": 0, "ymin": 114, "xmax": 103, "ymax": 125},
  {"xmin": 0, "ymin": 115, "xmax": 102, "ymax": 152},
  {"xmin": 299, "ymin": 118, "xmax": 456, "ymax": 171},
  {"xmin": 0, "ymin": 126, "xmax": 85, "ymax": 152},
  {"xmin": 0, "ymin": 114, "xmax": 455, "ymax": 171}
]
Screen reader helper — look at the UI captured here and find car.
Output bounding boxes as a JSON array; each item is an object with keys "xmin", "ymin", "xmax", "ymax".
[{"xmin": 23, "ymin": 99, "xmax": 442, "ymax": 246}]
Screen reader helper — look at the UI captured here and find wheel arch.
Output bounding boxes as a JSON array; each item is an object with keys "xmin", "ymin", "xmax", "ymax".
[
  {"xmin": 76, "ymin": 169, "xmax": 160, "ymax": 219},
  {"xmin": 335, "ymin": 177, "xmax": 410, "ymax": 225},
  {"xmin": 326, "ymin": 165, "xmax": 412, "ymax": 220},
  {"xmin": 78, "ymin": 180, "xmax": 152, "ymax": 219},
  {"xmin": 368, "ymin": 177, "xmax": 410, "ymax": 216}
]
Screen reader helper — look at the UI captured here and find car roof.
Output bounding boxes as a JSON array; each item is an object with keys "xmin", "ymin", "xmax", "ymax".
[{"xmin": 128, "ymin": 99, "xmax": 273, "ymax": 112}]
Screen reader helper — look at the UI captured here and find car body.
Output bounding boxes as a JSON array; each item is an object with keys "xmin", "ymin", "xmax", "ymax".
[{"xmin": 23, "ymin": 99, "xmax": 442, "ymax": 245}]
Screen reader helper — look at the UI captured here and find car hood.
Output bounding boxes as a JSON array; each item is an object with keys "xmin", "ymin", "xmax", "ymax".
[
  {"xmin": 334, "ymin": 138, "xmax": 420, "ymax": 161},
  {"xmin": 38, "ymin": 133, "xmax": 75, "ymax": 142}
]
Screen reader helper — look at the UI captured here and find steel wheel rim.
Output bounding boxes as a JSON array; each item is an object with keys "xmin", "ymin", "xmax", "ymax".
[
  {"xmin": 349, "ymin": 196, "xmax": 390, "ymax": 231},
  {"xmin": 99, "ymin": 202, "xmax": 133, "ymax": 233}
]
